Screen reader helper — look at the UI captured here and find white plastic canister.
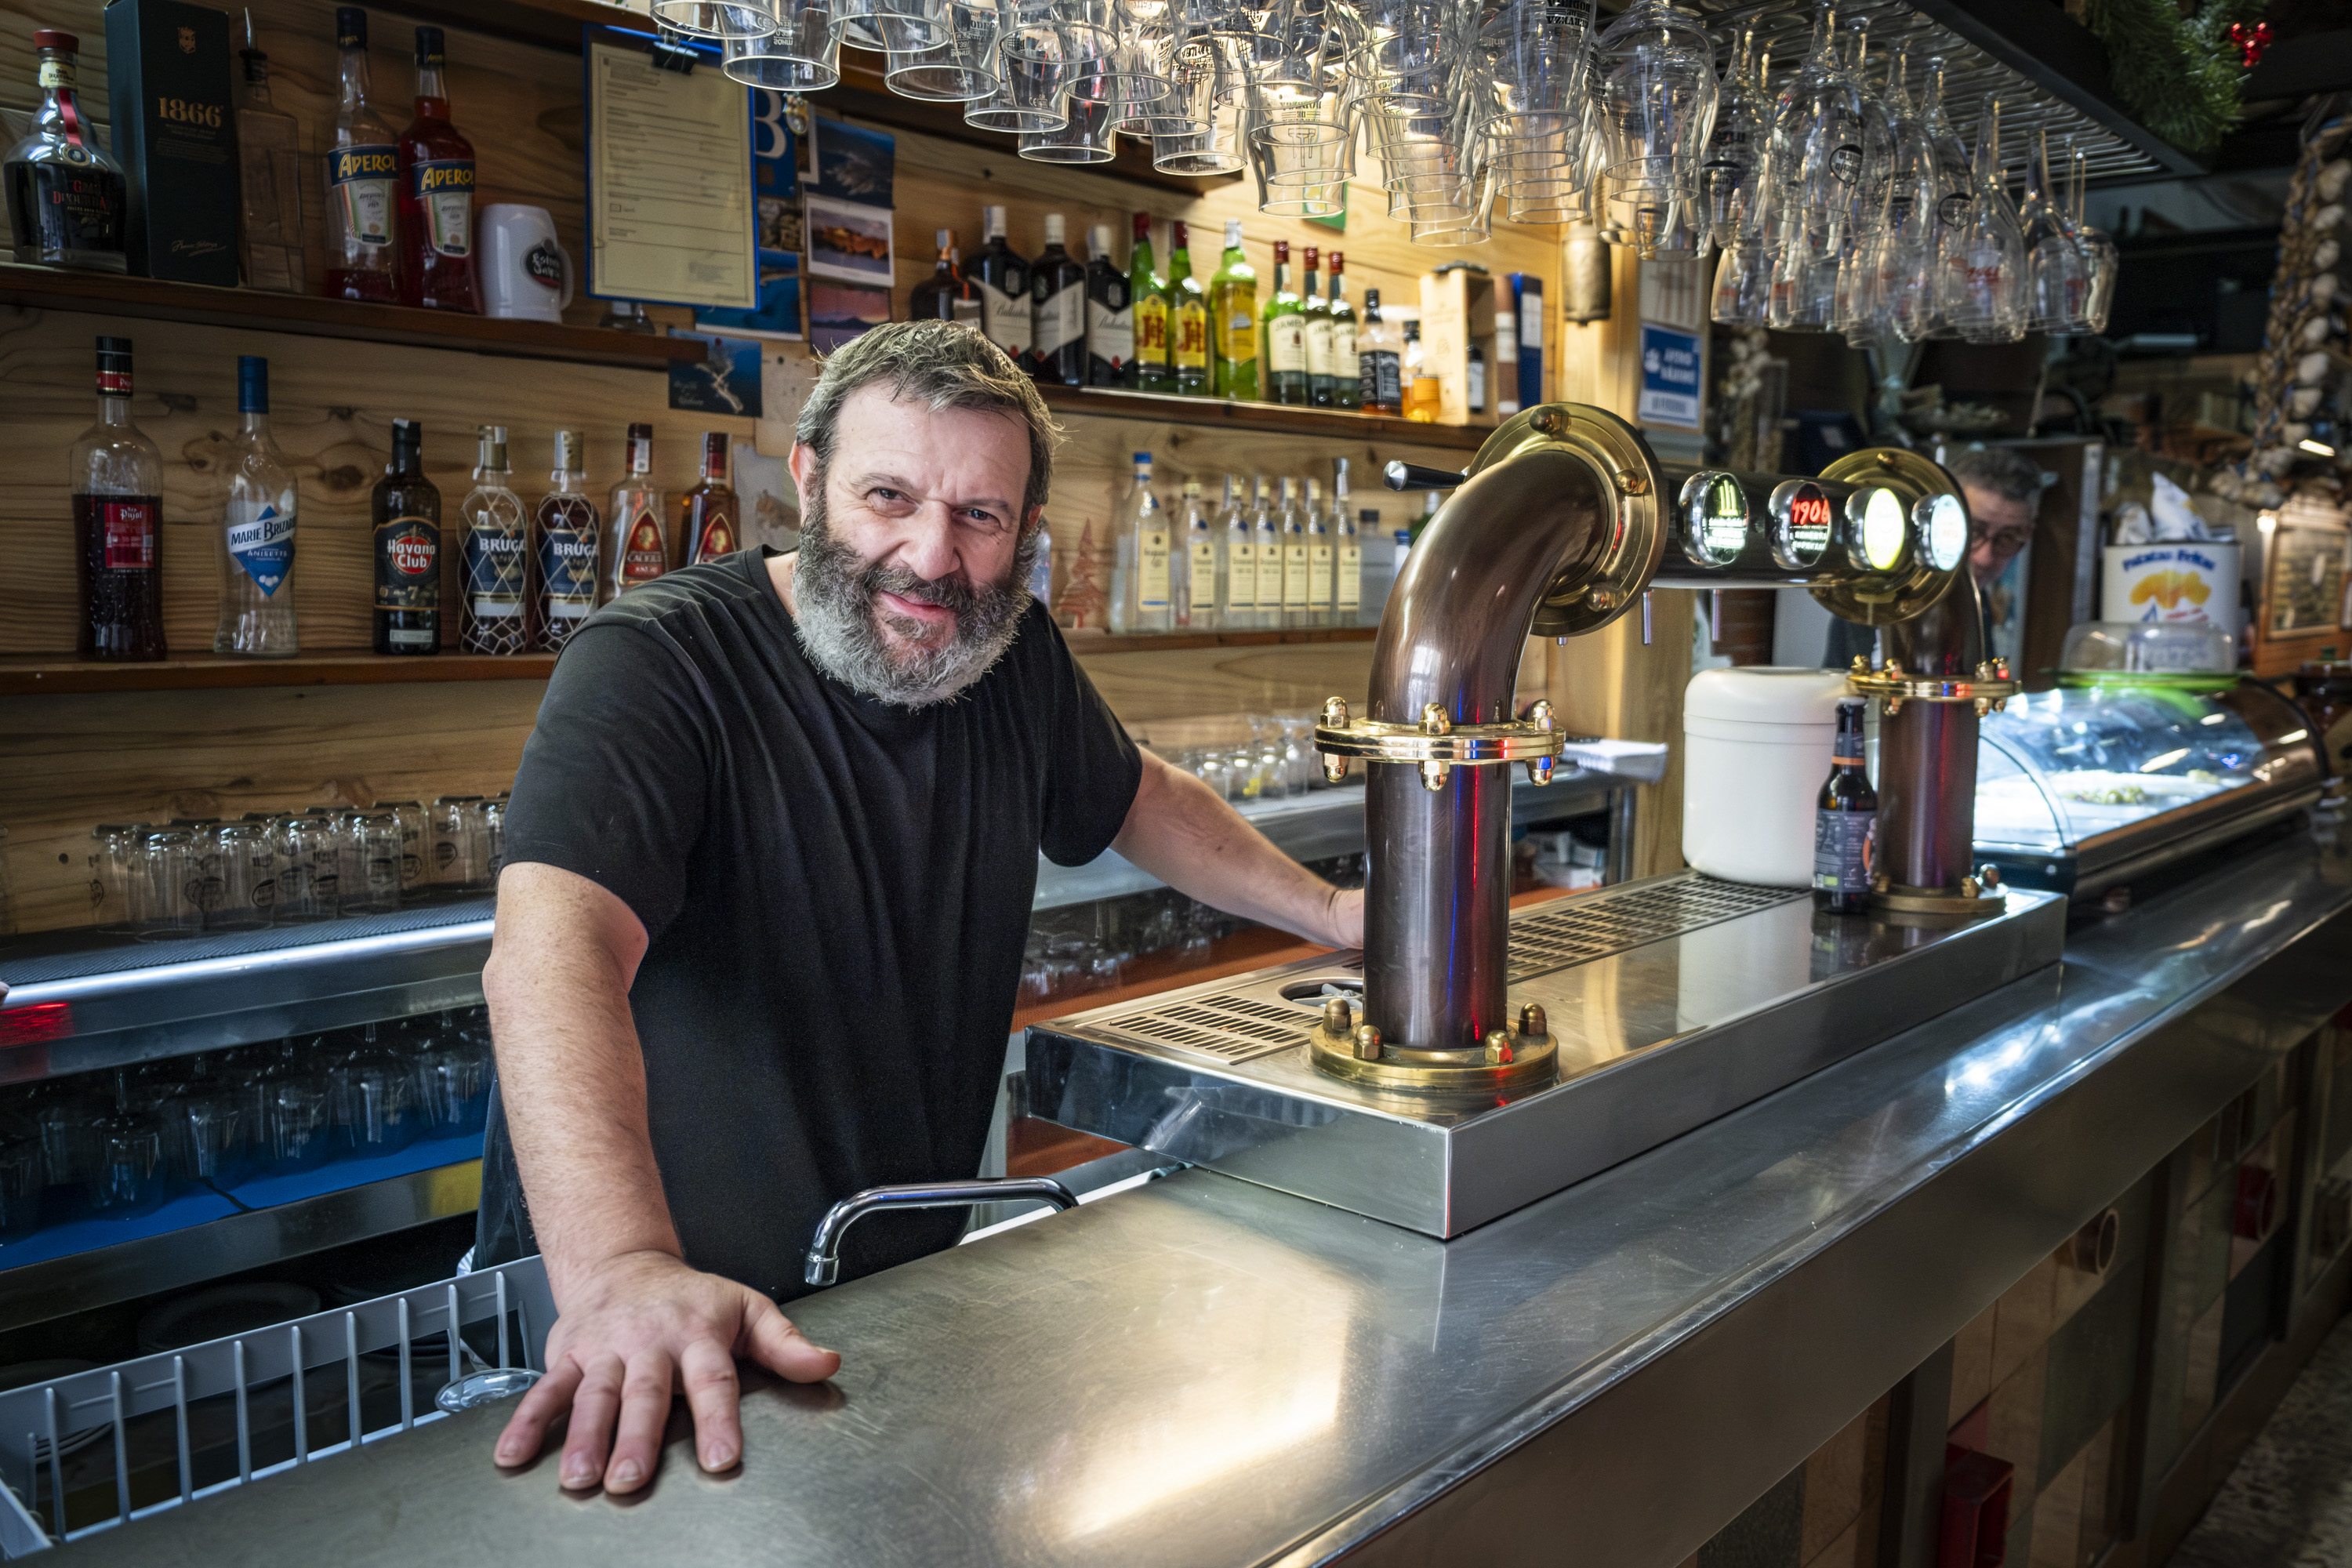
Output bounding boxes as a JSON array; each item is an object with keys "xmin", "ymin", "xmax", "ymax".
[{"xmin": 1682, "ymin": 667, "xmax": 1853, "ymax": 888}]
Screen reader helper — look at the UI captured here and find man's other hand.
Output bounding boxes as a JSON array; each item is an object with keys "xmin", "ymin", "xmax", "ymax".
[
  {"xmin": 494, "ymin": 1250, "xmax": 840, "ymax": 1493},
  {"xmin": 1326, "ymin": 886, "xmax": 1365, "ymax": 950}
]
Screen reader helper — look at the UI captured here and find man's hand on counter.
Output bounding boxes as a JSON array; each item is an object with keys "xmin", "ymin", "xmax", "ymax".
[{"xmin": 493, "ymin": 1248, "xmax": 840, "ymax": 1493}]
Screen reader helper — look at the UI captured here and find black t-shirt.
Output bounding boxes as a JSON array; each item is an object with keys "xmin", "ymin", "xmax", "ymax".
[{"xmin": 474, "ymin": 549, "xmax": 1141, "ymax": 1299}]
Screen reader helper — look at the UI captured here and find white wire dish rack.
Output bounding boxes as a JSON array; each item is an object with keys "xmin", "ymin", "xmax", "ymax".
[{"xmin": 0, "ymin": 1256, "xmax": 554, "ymax": 1558}]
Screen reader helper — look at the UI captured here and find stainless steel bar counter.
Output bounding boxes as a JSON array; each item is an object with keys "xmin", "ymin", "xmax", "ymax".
[{"xmin": 74, "ymin": 828, "xmax": 2352, "ymax": 1567}]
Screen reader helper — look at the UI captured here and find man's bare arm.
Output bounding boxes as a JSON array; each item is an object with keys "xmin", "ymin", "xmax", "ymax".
[
  {"xmin": 483, "ymin": 862, "xmax": 838, "ymax": 1494},
  {"xmin": 1110, "ymin": 750, "xmax": 1364, "ymax": 950}
]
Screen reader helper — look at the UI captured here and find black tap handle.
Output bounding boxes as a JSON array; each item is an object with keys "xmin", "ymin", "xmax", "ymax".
[{"xmin": 1383, "ymin": 460, "xmax": 1468, "ymax": 492}]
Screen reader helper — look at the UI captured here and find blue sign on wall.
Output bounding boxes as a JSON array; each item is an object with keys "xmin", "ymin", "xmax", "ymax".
[{"xmin": 1637, "ymin": 322, "xmax": 1702, "ymax": 428}]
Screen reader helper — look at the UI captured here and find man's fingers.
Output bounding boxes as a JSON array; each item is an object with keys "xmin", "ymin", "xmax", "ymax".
[
  {"xmin": 495, "ymin": 1356, "xmax": 583, "ymax": 1468},
  {"xmin": 603, "ymin": 1356, "xmax": 674, "ymax": 1494},
  {"xmin": 560, "ymin": 1355, "xmax": 625, "ymax": 1491},
  {"xmin": 742, "ymin": 1297, "xmax": 840, "ymax": 1385},
  {"xmin": 677, "ymin": 1337, "xmax": 746, "ymax": 1471}
]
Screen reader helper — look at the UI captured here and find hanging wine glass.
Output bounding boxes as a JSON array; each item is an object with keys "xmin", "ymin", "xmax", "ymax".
[
  {"xmin": 1840, "ymin": 17, "xmax": 1895, "ymax": 241},
  {"xmin": 2019, "ymin": 124, "xmax": 2089, "ymax": 333},
  {"xmin": 1874, "ymin": 47, "xmax": 1937, "ymax": 340},
  {"xmin": 1762, "ymin": 3, "xmax": 1868, "ymax": 252},
  {"xmin": 1711, "ymin": 239, "xmax": 1770, "ymax": 325},
  {"xmin": 2070, "ymin": 140, "xmax": 2120, "ymax": 333},
  {"xmin": 1699, "ymin": 24, "xmax": 1767, "ymax": 250},
  {"xmin": 1915, "ymin": 54, "xmax": 1974, "ymax": 338},
  {"xmin": 1941, "ymin": 94, "xmax": 2027, "ymax": 343}
]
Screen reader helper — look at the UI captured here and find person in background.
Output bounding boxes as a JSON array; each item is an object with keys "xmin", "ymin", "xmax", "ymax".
[{"xmin": 1824, "ymin": 445, "xmax": 2046, "ymax": 669}]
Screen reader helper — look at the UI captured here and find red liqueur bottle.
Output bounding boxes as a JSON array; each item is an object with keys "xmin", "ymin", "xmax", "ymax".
[
  {"xmin": 72, "ymin": 336, "xmax": 166, "ymax": 660},
  {"xmin": 396, "ymin": 25, "xmax": 477, "ymax": 312}
]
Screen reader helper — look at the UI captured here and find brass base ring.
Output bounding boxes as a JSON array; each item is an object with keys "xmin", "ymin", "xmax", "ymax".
[
  {"xmin": 1308, "ymin": 1021, "xmax": 1559, "ymax": 1096},
  {"xmin": 1868, "ymin": 883, "xmax": 2005, "ymax": 920}
]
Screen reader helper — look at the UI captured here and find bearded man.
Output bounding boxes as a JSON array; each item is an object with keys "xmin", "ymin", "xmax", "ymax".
[{"xmin": 474, "ymin": 321, "xmax": 1364, "ymax": 1495}]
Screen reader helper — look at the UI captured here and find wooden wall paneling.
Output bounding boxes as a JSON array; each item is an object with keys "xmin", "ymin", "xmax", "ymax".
[{"xmin": 1073, "ymin": 641, "xmax": 1373, "ymax": 731}]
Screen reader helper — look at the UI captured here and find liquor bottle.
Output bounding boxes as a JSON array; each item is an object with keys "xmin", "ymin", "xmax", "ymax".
[
  {"xmin": 609, "ymin": 423, "xmax": 668, "ymax": 594},
  {"xmin": 1251, "ymin": 478, "xmax": 1282, "ymax": 630},
  {"xmin": 71, "ymin": 337, "xmax": 165, "ymax": 660},
  {"xmin": 397, "ymin": 26, "xmax": 478, "ymax": 313},
  {"xmin": 1402, "ymin": 320, "xmax": 1442, "ymax": 423},
  {"xmin": 1303, "ymin": 477, "xmax": 1334, "ymax": 629},
  {"xmin": 459, "ymin": 424, "xmax": 528, "ymax": 655},
  {"xmin": 4, "ymin": 31, "xmax": 128, "ymax": 271},
  {"xmin": 1357, "ymin": 289, "xmax": 1401, "ymax": 414},
  {"xmin": 1278, "ymin": 477, "xmax": 1311, "ymax": 628},
  {"xmin": 216, "ymin": 355, "xmax": 299, "ymax": 657},
  {"xmin": 680, "ymin": 433, "xmax": 739, "ymax": 566},
  {"xmin": 1261, "ymin": 241, "xmax": 1307, "ymax": 406},
  {"xmin": 1029, "ymin": 213, "xmax": 1085, "ymax": 386},
  {"xmin": 1813, "ymin": 698, "xmax": 1878, "ymax": 913},
  {"xmin": 1167, "ymin": 220, "xmax": 1210, "ymax": 398},
  {"xmin": 909, "ymin": 228, "xmax": 972, "ymax": 321},
  {"xmin": 325, "ymin": 7, "xmax": 400, "ymax": 303},
  {"xmin": 1108, "ymin": 452, "xmax": 1171, "ymax": 633},
  {"xmin": 1300, "ymin": 247, "xmax": 1334, "ymax": 408},
  {"xmin": 234, "ymin": 16, "xmax": 306, "ymax": 292},
  {"xmin": 1210, "ymin": 221, "xmax": 1258, "ymax": 401},
  {"xmin": 975, "ymin": 204, "xmax": 1032, "ymax": 365},
  {"xmin": 1326, "ymin": 253, "xmax": 1359, "ymax": 410},
  {"xmin": 534, "ymin": 430, "xmax": 600, "ymax": 652},
  {"xmin": 372, "ymin": 418, "xmax": 441, "ymax": 655},
  {"xmin": 1083, "ymin": 223, "xmax": 1133, "ymax": 388},
  {"xmin": 1331, "ymin": 463, "xmax": 1363, "ymax": 625},
  {"xmin": 1217, "ymin": 475, "xmax": 1256, "ymax": 630},
  {"xmin": 1131, "ymin": 212, "xmax": 1172, "ymax": 394},
  {"xmin": 1467, "ymin": 340, "xmax": 1488, "ymax": 417},
  {"xmin": 1176, "ymin": 479, "xmax": 1215, "ymax": 630}
]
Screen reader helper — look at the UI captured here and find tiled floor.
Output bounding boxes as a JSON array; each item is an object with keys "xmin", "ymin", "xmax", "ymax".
[{"xmin": 2169, "ymin": 1314, "xmax": 2352, "ymax": 1568}]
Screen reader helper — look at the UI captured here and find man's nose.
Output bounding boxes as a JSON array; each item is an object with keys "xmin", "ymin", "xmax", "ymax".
[{"xmin": 895, "ymin": 505, "xmax": 962, "ymax": 585}]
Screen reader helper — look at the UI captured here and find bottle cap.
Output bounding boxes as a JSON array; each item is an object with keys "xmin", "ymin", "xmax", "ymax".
[
  {"xmin": 1403, "ymin": 318, "xmax": 1421, "ymax": 338},
  {"xmin": 478, "ymin": 424, "xmax": 509, "ymax": 467},
  {"xmin": 1330, "ymin": 250, "xmax": 1345, "ymax": 271},
  {"xmin": 1273, "ymin": 239, "xmax": 1290, "ymax": 262},
  {"xmin": 935, "ymin": 227, "xmax": 952, "ymax": 251},
  {"xmin": 983, "ymin": 204, "xmax": 1007, "ymax": 238},
  {"xmin": 414, "ymin": 24, "xmax": 444, "ymax": 65},
  {"xmin": 1133, "ymin": 210, "xmax": 1152, "ymax": 237},
  {"xmin": 1302, "ymin": 245, "xmax": 1318, "ymax": 267},
  {"xmin": 1171, "ymin": 220, "xmax": 1189, "ymax": 247},
  {"xmin": 554, "ymin": 429, "xmax": 583, "ymax": 472},
  {"xmin": 1089, "ymin": 223, "xmax": 1112, "ymax": 256},
  {"xmin": 627, "ymin": 420, "xmax": 653, "ymax": 440},
  {"xmin": 1364, "ymin": 287, "xmax": 1381, "ymax": 308},
  {"xmin": 31, "ymin": 28, "xmax": 78, "ymax": 52},
  {"xmin": 335, "ymin": 7, "xmax": 366, "ymax": 49},
  {"xmin": 392, "ymin": 417, "xmax": 423, "ymax": 456},
  {"xmin": 1134, "ymin": 451, "xmax": 1151, "ymax": 466},
  {"xmin": 1224, "ymin": 220, "xmax": 1244, "ymax": 245},
  {"xmin": 95, "ymin": 336, "xmax": 132, "ymax": 396},
  {"xmin": 238, "ymin": 355, "xmax": 269, "ymax": 416},
  {"xmin": 1044, "ymin": 212, "xmax": 1065, "ymax": 245}
]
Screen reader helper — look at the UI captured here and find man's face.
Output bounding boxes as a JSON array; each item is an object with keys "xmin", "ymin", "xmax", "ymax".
[
  {"xmin": 1962, "ymin": 484, "xmax": 2034, "ymax": 587},
  {"xmin": 786, "ymin": 383, "xmax": 1044, "ymax": 706}
]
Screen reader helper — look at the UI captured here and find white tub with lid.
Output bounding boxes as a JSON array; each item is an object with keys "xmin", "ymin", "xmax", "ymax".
[{"xmin": 1682, "ymin": 666, "xmax": 1853, "ymax": 888}]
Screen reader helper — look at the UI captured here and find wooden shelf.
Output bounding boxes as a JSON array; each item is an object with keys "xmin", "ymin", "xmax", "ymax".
[
  {"xmin": 0, "ymin": 653, "xmax": 558, "ymax": 696},
  {"xmin": 1067, "ymin": 626, "xmax": 1375, "ymax": 655},
  {"xmin": 1036, "ymin": 383, "xmax": 1490, "ymax": 450},
  {"xmin": 0, "ymin": 266, "xmax": 702, "ymax": 372}
]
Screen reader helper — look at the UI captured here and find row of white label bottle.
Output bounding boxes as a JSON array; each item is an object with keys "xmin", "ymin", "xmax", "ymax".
[{"xmin": 1108, "ymin": 453, "xmax": 1382, "ymax": 633}]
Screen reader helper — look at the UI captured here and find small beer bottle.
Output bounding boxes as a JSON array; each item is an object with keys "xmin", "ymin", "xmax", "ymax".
[{"xmin": 1813, "ymin": 698, "xmax": 1878, "ymax": 913}]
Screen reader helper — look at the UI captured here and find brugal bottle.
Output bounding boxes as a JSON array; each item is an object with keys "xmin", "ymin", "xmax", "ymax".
[{"xmin": 1813, "ymin": 698, "xmax": 1878, "ymax": 913}]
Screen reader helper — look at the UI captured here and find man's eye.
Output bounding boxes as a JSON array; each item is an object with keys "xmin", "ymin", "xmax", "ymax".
[
  {"xmin": 964, "ymin": 510, "xmax": 1007, "ymax": 530},
  {"xmin": 870, "ymin": 488, "xmax": 906, "ymax": 504}
]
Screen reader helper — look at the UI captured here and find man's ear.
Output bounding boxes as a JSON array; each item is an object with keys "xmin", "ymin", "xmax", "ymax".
[
  {"xmin": 1022, "ymin": 505, "xmax": 1047, "ymax": 538},
  {"xmin": 788, "ymin": 443, "xmax": 819, "ymax": 509}
]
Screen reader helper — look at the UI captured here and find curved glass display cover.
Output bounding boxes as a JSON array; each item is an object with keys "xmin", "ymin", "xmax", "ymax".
[{"xmin": 1976, "ymin": 686, "xmax": 2270, "ymax": 858}]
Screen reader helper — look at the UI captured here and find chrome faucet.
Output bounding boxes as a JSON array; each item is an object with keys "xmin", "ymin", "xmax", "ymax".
[{"xmin": 803, "ymin": 1176, "xmax": 1080, "ymax": 1287}]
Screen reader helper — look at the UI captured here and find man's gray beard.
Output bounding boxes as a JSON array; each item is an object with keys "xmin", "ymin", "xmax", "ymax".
[{"xmin": 788, "ymin": 485, "xmax": 1041, "ymax": 708}]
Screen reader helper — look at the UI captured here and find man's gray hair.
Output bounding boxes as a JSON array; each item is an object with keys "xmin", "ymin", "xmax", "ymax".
[
  {"xmin": 794, "ymin": 320, "xmax": 1060, "ymax": 521},
  {"xmin": 1945, "ymin": 444, "xmax": 2045, "ymax": 507}
]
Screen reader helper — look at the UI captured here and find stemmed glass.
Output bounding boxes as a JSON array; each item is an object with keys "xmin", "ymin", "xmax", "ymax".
[
  {"xmin": 1940, "ymin": 94, "xmax": 2027, "ymax": 343},
  {"xmin": 2019, "ymin": 123, "xmax": 2089, "ymax": 333},
  {"xmin": 2070, "ymin": 140, "xmax": 2120, "ymax": 332},
  {"xmin": 1915, "ymin": 54, "xmax": 1974, "ymax": 338},
  {"xmin": 1699, "ymin": 25, "xmax": 1766, "ymax": 251},
  {"xmin": 1592, "ymin": 0, "xmax": 1717, "ymax": 257}
]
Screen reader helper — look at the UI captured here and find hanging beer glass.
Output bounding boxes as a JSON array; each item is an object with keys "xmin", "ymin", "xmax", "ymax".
[
  {"xmin": 652, "ymin": 0, "xmax": 781, "ymax": 38},
  {"xmin": 1698, "ymin": 26, "xmax": 1766, "ymax": 250},
  {"xmin": 886, "ymin": 0, "xmax": 1004, "ymax": 100},
  {"xmin": 724, "ymin": 0, "xmax": 842, "ymax": 89},
  {"xmin": 2020, "ymin": 125, "xmax": 2089, "ymax": 333},
  {"xmin": 1020, "ymin": 89, "xmax": 1119, "ymax": 159},
  {"xmin": 2070, "ymin": 140, "xmax": 2119, "ymax": 333},
  {"xmin": 1151, "ymin": 33, "xmax": 1246, "ymax": 172},
  {"xmin": 1242, "ymin": 0, "xmax": 1357, "ymax": 214},
  {"xmin": 1940, "ymin": 96, "xmax": 2027, "ymax": 343},
  {"xmin": 833, "ymin": 0, "xmax": 953, "ymax": 49},
  {"xmin": 1478, "ymin": 0, "xmax": 1591, "ymax": 143},
  {"xmin": 966, "ymin": 2, "xmax": 1073, "ymax": 131},
  {"xmin": 1593, "ymin": 0, "xmax": 1717, "ymax": 257},
  {"xmin": 1760, "ymin": 4, "xmax": 1868, "ymax": 258},
  {"xmin": 1083, "ymin": 17, "xmax": 1182, "ymax": 130}
]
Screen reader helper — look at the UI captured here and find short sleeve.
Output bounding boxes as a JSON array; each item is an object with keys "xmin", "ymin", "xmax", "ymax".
[
  {"xmin": 1033, "ymin": 612, "xmax": 1143, "ymax": 867},
  {"xmin": 501, "ymin": 622, "xmax": 710, "ymax": 941}
]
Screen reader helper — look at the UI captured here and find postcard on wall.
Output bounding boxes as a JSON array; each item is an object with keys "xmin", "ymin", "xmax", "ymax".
[
  {"xmin": 812, "ymin": 118, "xmax": 896, "ymax": 209},
  {"xmin": 808, "ymin": 278, "xmax": 891, "ymax": 351},
  {"xmin": 668, "ymin": 329, "xmax": 765, "ymax": 418},
  {"xmin": 585, "ymin": 37, "xmax": 757, "ymax": 310},
  {"xmin": 804, "ymin": 192, "xmax": 893, "ymax": 286},
  {"xmin": 733, "ymin": 441, "xmax": 801, "ymax": 550},
  {"xmin": 697, "ymin": 86, "xmax": 804, "ymax": 340}
]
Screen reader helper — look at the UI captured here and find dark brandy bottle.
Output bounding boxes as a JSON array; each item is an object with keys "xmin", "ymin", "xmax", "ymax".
[
  {"xmin": 372, "ymin": 419, "xmax": 442, "ymax": 655},
  {"xmin": 71, "ymin": 336, "xmax": 165, "ymax": 660},
  {"xmin": 680, "ymin": 433, "xmax": 739, "ymax": 566},
  {"xmin": 909, "ymin": 227, "xmax": 978, "ymax": 325},
  {"xmin": 1813, "ymin": 698, "xmax": 1878, "ymax": 913},
  {"xmin": 395, "ymin": 26, "xmax": 477, "ymax": 312}
]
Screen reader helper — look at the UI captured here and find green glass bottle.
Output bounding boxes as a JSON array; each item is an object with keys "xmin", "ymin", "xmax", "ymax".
[
  {"xmin": 1129, "ymin": 212, "xmax": 1171, "ymax": 394},
  {"xmin": 1167, "ymin": 220, "xmax": 1209, "ymax": 398},
  {"xmin": 1261, "ymin": 239, "xmax": 1307, "ymax": 405},
  {"xmin": 1209, "ymin": 219, "xmax": 1258, "ymax": 401}
]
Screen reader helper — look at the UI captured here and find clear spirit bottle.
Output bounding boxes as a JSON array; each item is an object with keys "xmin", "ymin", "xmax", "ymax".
[
  {"xmin": 216, "ymin": 356, "xmax": 299, "ymax": 656},
  {"xmin": 1251, "ymin": 478, "xmax": 1283, "ymax": 630},
  {"xmin": 1108, "ymin": 452, "xmax": 1171, "ymax": 633},
  {"xmin": 1218, "ymin": 475, "xmax": 1257, "ymax": 630},
  {"xmin": 1331, "ymin": 459, "xmax": 1363, "ymax": 626},
  {"xmin": 1278, "ymin": 477, "xmax": 1312, "ymax": 627},
  {"xmin": 1175, "ymin": 479, "xmax": 1215, "ymax": 630},
  {"xmin": 459, "ymin": 425, "xmax": 528, "ymax": 655},
  {"xmin": 234, "ymin": 16, "xmax": 306, "ymax": 292},
  {"xmin": 1303, "ymin": 477, "xmax": 1334, "ymax": 628}
]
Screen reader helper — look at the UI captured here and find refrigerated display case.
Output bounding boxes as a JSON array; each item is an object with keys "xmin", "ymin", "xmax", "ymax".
[{"xmin": 1974, "ymin": 681, "xmax": 2326, "ymax": 895}]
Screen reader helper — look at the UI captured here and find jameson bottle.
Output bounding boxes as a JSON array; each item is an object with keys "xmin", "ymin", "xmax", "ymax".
[
  {"xmin": 1029, "ymin": 212, "xmax": 1085, "ymax": 386},
  {"xmin": 534, "ymin": 430, "xmax": 600, "ymax": 651},
  {"xmin": 372, "ymin": 418, "xmax": 441, "ymax": 655},
  {"xmin": 974, "ymin": 203, "xmax": 1032, "ymax": 365},
  {"xmin": 1210, "ymin": 220, "xmax": 1258, "ymax": 400},
  {"xmin": 1326, "ymin": 252, "xmax": 1359, "ymax": 409},
  {"xmin": 1167, "ymin": 220, "xmax": 1209, "ymax": 397},
  {"xmin": 1131, "ymin": 212, "xmax": 1171, "ymax": 394},
  {"xmin": 681, "ymin": 432, "xmax": 739, "ymax": 565},
  {"xmin": 609, "ymin": 423, "xmax": 668, "ymax": 593},
  {"xmin": 1083, "ymin": 222, "xmax": 1133, "ymax": 388},
  {"xmin": 325, "ymin": 7, "xmax": 400, "ymax": 303},
  {"xmin": 396, "ymin": 26, "xmax": 478, "ymax": 313},
  {"xmin": 4, "ymin": 30, "xmax": 127, "ymax": 271},
  {"xmin": 459, "ymin": 425, "xmax": 528, "ymax": 655},
  {"xmin": 216, "ymin": 356, "xmax": 299, "ymax": 657},
  {"xmin": 72, "ymin": 337, "xmax": 165, "ymax": 660},
  {"xmin": 1813, "ymin": 698, "xmax": 1878, "ymax": 913},
  {"xmin": 1260, "ymin": 240, "xmax": 1307, "ymax": 405},
  {"xmin": 1300, "ymin": 246, "xmax": 1334, "ymax": 408}
]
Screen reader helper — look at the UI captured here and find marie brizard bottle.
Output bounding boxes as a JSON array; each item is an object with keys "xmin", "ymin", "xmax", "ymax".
[
  {"xmin": 215, "ymin": 355, "xmax": 299, "ymax": 657},
  {"xmin": 534, "ymin": 430, "xmax": 600, "ymax": 652},
  {"xmin": 325, "ymin": 7, "xmax": 401, "ymax": 303},
  {"xmin": 1813, "ymin": 697, "xmax": 1878, "ymax": 914},
  {"xmin": 396, "ymin": 25, "xmax": 478, "ymax": 313},
  {"xmin": 680, "ymin": 432, "xmax": 739, "ymax": 566},
  {"xmin": 5, "ymin": 29, "xmax": 127, "ymax": 271},
  {"xmin": 372, "ymin": 418, "xmax": 441, "ymax": 655},
  {"xmin": 459, "ymin": 424, "xmax": 529, "ymax": 655},
  {"xmin": 608, "ymin": 423, "xmax": 668, "ymax": 594},
  {"xmin": 72, "ymin": 336, "xmax": 165, "ymax": 661}
]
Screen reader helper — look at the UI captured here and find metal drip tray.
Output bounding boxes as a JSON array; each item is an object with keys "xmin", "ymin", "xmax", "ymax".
[{"xmin": 1028, "ymin": 873, "xmax": 2067, "ymax": 1236}]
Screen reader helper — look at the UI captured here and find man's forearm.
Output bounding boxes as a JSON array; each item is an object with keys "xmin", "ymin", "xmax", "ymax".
[
  {"xmin": 483, "ymin": 865, "xmax": 681, "ymax": 1302},
  {"xmin": 1111, "ymin": 753, "xmax": 1355, "ymax": 948}
]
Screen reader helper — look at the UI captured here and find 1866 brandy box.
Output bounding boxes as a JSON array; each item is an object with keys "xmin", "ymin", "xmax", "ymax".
[{"xmin": 104, "ymin": 0, "xmax": 240, "ymax": 286}]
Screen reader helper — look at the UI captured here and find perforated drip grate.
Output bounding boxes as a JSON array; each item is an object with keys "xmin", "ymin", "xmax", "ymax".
[
  {"xmin": 1096, "ymin": 991, "xmax": 1312, "ymax": 1063},
  {"xmin": 1507, "ymin": 875, "xmax": 1806, "ymax": 981}
]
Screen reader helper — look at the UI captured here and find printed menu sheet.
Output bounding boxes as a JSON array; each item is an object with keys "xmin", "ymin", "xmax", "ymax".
[{"xmin": 587, "ymin": 38, "xmax": 757, "ymax": 310}]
